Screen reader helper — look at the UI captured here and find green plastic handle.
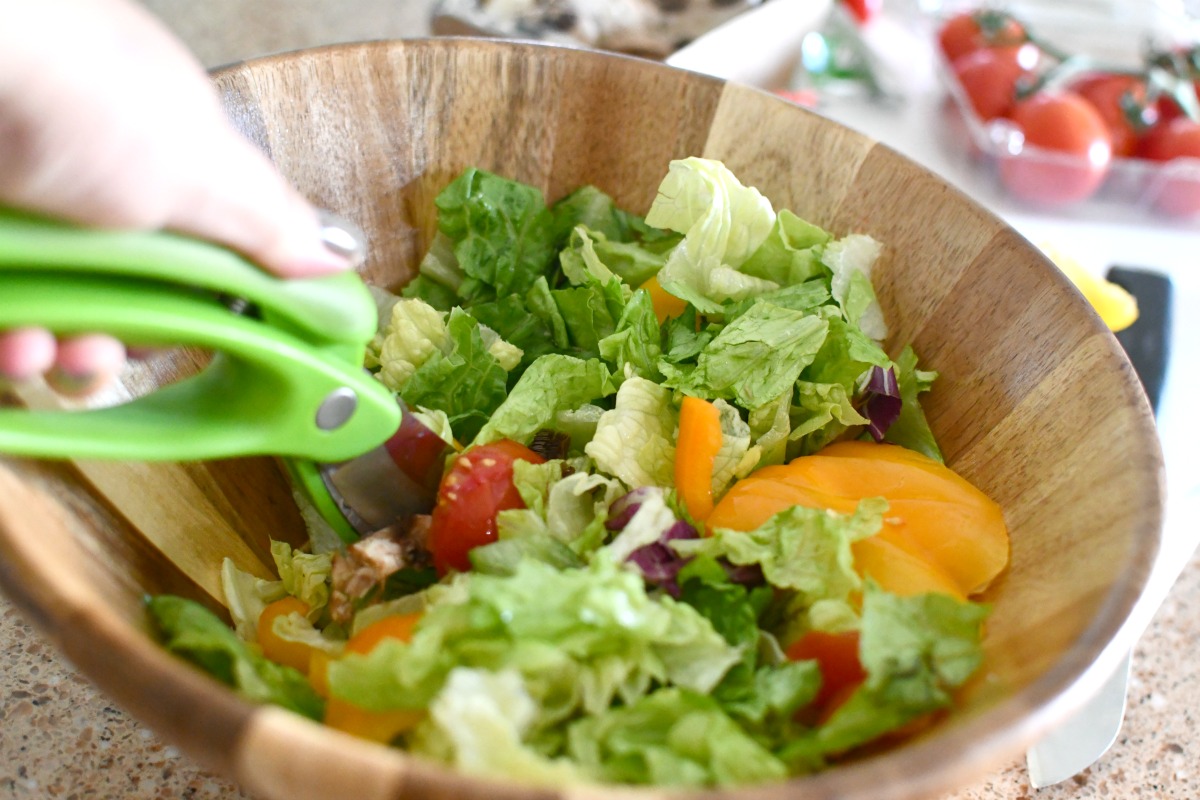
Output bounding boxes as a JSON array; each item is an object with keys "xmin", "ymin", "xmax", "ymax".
[{"xmin": 0, "ymin": 210, "xmax": 400, "ymax": 463}]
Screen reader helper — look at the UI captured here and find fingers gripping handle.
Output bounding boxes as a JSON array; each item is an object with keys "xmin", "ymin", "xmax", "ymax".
[{"xmin": 0, "ymin": 211, "xmax": 399, "ymax": 463}]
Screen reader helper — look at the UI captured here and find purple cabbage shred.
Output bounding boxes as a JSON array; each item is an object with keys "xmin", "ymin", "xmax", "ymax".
[
  {"xmin": 626, "ymin": 520, "xmax": 699, "ymax": 598},
  {"xmin": 864, "ymin": 365, "xmax": 902, "ymax": 441}
]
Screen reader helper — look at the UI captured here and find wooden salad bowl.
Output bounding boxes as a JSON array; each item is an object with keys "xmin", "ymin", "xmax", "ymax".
[{"xmin": 0, "ymin": 38, "xmax": 1164, "ymax": 800}]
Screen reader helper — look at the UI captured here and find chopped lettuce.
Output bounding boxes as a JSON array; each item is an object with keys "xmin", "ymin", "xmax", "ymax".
[
  {"xmin": 326, "ymin": 556, "xmax": 741, "ymax": 723},
  {"xmin": 375, "ymin": 297, "xmax": 451, "ymax": 392},
  {"xmin": 220, "ymin": 558, "xmax": 285, "ymax": 642},
  {"xmin": 675, "ymin": 499, "xmax": 887, "ymax": 633},
  {"xmin": 566, "ymin": 688, "xmax": 789, "ymax": 787},
  {"xmin": 472, "ymin": 355, "xmax": 614, "ymax": 447},
  {"xmin": 646, "ymin": 157, "xmax": 779, "ymax": 312},
  {"xmin": 270, "ymin": 541, "xmax": 332, "ymax": 616},
  {"xmin": 661, "ymin": 303, "xmax": 828, "ymax": 410},
  {"xmin": 398, "ymin": 308, "xmax": 511, "ymax": 441},
  {"xmin": 740, "ymin": 210, "xmax": 832, "ymax": 287},
  {"xmin": 497, "ymin": 460, "xmax": 625, "ymax": 548},
  {"xmin": 434, "ymin": 168, "xmax": 559, "ymax": 301},
  {"xmin": 585, "ymin": 376, "xmax": 677, "ymax": 488},
  {"xmin": 780, "ymin": 585, "xmax": 989, "ymax": 769},
  {"xmin": 146, "ymin": 595, "xmax": 324, "ymax": 721},
  {"xmin": 881, "ymin": 345, "xmax": 943, "ymax": 462},
  {"xmin": 822, "ymin": 234, "xmax": 887, "ymax": 342},
  {"xmin": 413, "ymin": 667, "xmax": 582, "ymax": 786}
]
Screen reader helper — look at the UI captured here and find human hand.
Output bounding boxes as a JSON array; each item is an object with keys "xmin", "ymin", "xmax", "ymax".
[{"xmin": 0, "ymin": 0, "xmax": 355, "ymax": 395}]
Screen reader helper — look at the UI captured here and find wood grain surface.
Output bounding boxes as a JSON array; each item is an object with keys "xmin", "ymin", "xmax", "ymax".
[{"xmin": 0, "ymin": 38, "xmax": 1164, "ymax": 800}]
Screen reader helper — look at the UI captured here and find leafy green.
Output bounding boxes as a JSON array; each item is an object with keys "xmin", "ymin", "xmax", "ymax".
[
  {"xmin": 399, "ymin": 308, "xmax": 511, "ymax": 442},
  {"xmin": 413, "ymin": 667, "xmax": 582, "ymax": 785},
  {"xmin": 822, "ymin": 234, "xmax": 887, "ymax": 341},
  {"xmin": 598, "ymin": 289, "xmax": 663, "ymax": 383},
  {"xmin": 675, "ymin": 499, "xmax": 886, "ymax": 633},
  {"xmin": 645, "ymin": 157, "xmax": 779, "ymax": 312},
  {"xmin": 147, "ymin": 595, "xmax": 324, "ymax": 721},
  {"xmin": 661, "ymin": 303, "xmax": 828, "ymax": 409},
  {"xmin": 585, "ymin": 376, "xmax": 677, "ymax": 488},
  {"xmin": 882, "ymin": 345, "xmax": 943, "ymax": 462},
  {"xmin": 326, "ymin": 557, "xmax": 741, "ymax": 725},
  {"xmin": 472, "ymin": 355, "xmax": 614, "ymax": 447},
  {"xmin": 740, "ymin": 210, "xmax": 831, "ymax": 287},
  {"xmin": 434, "ymin": 168, "xmax": 558, "ymax": 301},
  {"xmin": 566, "ymin": 688, "xmax": 789, "ymax": 787},
  {"xmin": 374, "ymin": 297, "xmax": 451, "ymax": 392},
  {"xmin": 781, "ymin": 585, "xmax": 989, "ymax": 769}
]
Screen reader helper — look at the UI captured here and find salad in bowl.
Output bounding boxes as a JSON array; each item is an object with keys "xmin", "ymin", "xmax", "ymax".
[{"xmin": 148, "ymin": 156, "xmax": 1008, "ymax": 788}]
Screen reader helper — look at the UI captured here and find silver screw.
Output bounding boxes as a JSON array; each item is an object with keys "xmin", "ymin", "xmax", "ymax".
[{"xmin": 315, "ymin": 387, "xmax": 358, "ymax": 430}]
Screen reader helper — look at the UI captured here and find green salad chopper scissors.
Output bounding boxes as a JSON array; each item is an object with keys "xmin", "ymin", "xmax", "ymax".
[{"xmin": 0, "ymin": 208, "xmax": 432, "ymax": 542}]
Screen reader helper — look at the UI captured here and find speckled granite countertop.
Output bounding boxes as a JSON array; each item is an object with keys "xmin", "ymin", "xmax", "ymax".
[{"xmin": 3, "ymin": 2, "xmax": 1199, "ymax": 798}]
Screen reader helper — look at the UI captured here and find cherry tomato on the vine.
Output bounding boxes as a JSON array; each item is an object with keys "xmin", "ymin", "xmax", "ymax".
[
  {"xmin": 841, "ymin": 0, "xmax": 882, "ymax": 26},
  {"xmin": 427, "ymin": 439, "xmax": 546, "ymax": 575},
  {"xmin": 938, "ymin": 11, "xmax": 1026, "ymax": 63},
  {"xmin": 1071, "ymin": 73, "xmax": 1156, "ymax": 158},
  {"xmin": 1139, "ymin": 118, "xmax": 1200, "ymax": 217},
  {"xmin": 1000, "ymin": 91, "xmax": 1113, "ymax": 206},
  {"xmin": 953, "ymin": 43, "xmax": 1040, "ymax": 120}
]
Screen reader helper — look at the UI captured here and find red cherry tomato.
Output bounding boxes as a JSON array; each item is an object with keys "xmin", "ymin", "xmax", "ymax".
[
  {"xmin": 786, "ymin": 630, "xmax": 867, "ymax": 715},
  {"xmin": 1000, "ymin": 91, "xmax": 1113, "ymax": 206},
  {"xmin": 1153, "ymin": 80, "xmax": 1200, "ymax": 125},
  {"xmin": 1139, "ymin": 118, "xmax": 1200, "ymax": 218},
  {"xmin": 427, "ymin": 439, "xmax": 545, "ymax": 575},
  {"xmin": 841, "ymin": 0, "xmax": 882, "ymax": 25},
  {"xmin": 953, "ymin": 44, "xmax": 1039, "ymax": 120},
  {"xmin": 938, "ymin": 11, "xmax": 1026, "ymax": 63},
  {"xmin": 1072, "ymin": 73, "xmax": 1155, "ymax": 158}
]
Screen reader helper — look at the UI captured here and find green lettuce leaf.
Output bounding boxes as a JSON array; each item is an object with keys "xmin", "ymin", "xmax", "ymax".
[
  {"xmin": 821, "ymin": 234, "xmax": 887, "ymax": 341},
  {"xmin": 435, "ymin": 168, "xmax": 558, "ymax": 301},
  {"xmin": 881, "ymin": 345, "xmax": 943, "ymax": 463},
  {"xmin": 781, "ymin": 585, "xmax": 989, "ymax": 769},
  {"xmin": 740, "ymin": 210, "xmax": 832, "ymax": 287},
  {"xmin": 326, "ymin": 557, "xmax": 741, "ymax": 727},
  {"xmin": 566, "ymin": 688, "xmax": 789, "ymax": 787},
  {"xmin": 645, "ymin": 157, "xmax": 779, "ymax": 313},
  {"xmin": 711, "ymin": 398, "xmax": 761, "ymax": 498},
  {"xmin": 399, "ymin": 307, "xmax": 510, "ymax": 442},
  {"xmin": 270, "ymin": 541, "xmax": 332, "ymax": 616},
  {"xmin": 146, "ymin": 595, "xmax": 324, "ymax": 721},
  {"xmin": 374, "ymin": 297, "xmax": 451, "ymax": 393},
  {"xmin": 412, "ymin": 667, "xmax": 583, "ymax": 786},
  {"xmin": 497, "ymin": 460, "xmax": 625, "ymax": 548},
  {"xmin": 598, "ymin": 288, "xmax": 663, "ymax": 383},
  {"xmin": 661, "ymin": 303, "xmax": 828, "ymax": 410},
  {"xmin": 220, "ymin": 558, "xmax": 285, "ymax": 642},
  {"xmin": 675, "ymin": 499, "xmax": 886, "ymax": 631},
  {"xmin": 585, "ymin": 376, "xmax": 677, "ymax": 488},
  {"xmin": 472, "ymin": 355, "xmax": 614, "ymax": 447}
]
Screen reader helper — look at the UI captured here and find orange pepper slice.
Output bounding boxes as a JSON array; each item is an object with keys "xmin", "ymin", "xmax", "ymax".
[{"xmin": 675, "ymin": 396, "xmax": 723, "ymax": 522}]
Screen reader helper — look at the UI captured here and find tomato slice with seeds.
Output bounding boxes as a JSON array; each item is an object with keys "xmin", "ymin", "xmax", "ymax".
[{"xmin": 427, "ymin": 439, "xmax": 545, "ymax": 575}]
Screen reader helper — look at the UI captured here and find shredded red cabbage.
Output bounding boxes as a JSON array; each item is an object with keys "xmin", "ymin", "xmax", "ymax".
[
  {"xmin": 605, "ymin": 487, "xmax": 657, "ymax": 531},
  {"xmin": 864, "ymin": 365, "xmax": 902, "ymax": 441},
  {"xmin": 626, "ymin": 520, "xmax": 699, "ymax": 598}
]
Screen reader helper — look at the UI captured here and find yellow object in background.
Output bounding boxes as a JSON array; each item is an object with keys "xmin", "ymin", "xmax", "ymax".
[{"xmin": 1040, "ymin": 244, "xmax": 1139, "ymax": 333}]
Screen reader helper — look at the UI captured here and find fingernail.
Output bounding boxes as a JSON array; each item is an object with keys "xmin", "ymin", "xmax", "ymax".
[
  {"xmin": 317, "ymin": 210, "xmax": 367, "ymax": 269},
  {"xmin": 45, "ymin": 366, "xmax": 101, "ymax": 398},
  {"xmin": 279, "ymin": 210, "xmax": 368, "ymax": 277}
]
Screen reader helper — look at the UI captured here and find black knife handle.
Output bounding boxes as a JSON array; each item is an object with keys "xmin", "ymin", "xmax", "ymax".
[{"xmin": 1106, "ymin": 266, "xmax": 1172, "ymax": 415}]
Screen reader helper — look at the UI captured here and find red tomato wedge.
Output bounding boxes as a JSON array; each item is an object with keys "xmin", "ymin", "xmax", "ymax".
[{"xmin": 428, "ymin": 439, "xmax": 546, "ymax": 575}]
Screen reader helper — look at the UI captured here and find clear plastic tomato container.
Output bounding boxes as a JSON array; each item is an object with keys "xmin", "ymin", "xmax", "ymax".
[{"xmin": 929, "ymin": 0, "xmax": 1200, "ymax": 223}]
